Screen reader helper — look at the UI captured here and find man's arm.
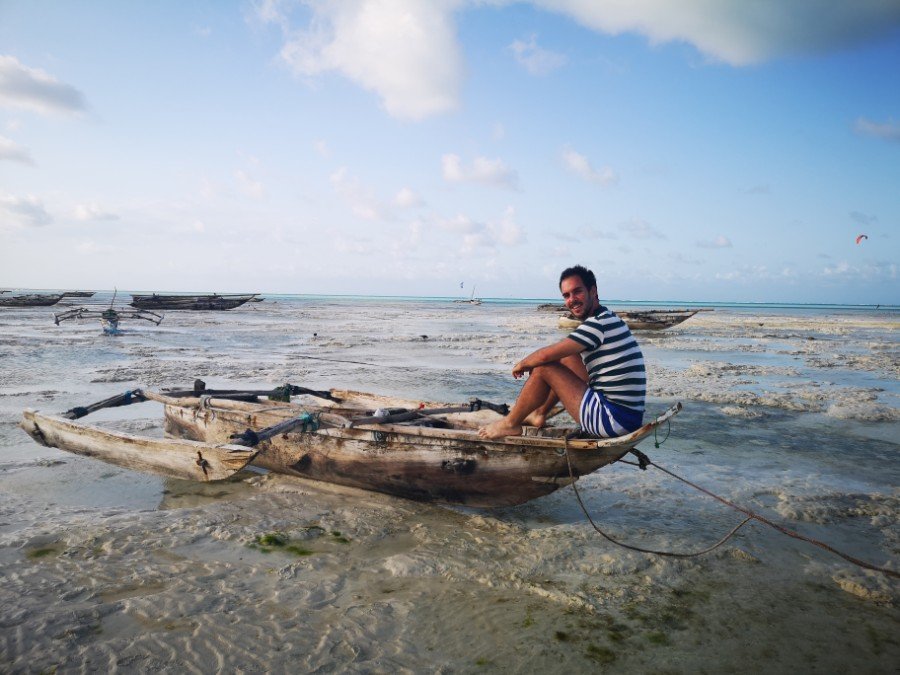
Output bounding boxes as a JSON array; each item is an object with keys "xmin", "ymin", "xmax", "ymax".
[{"xmin": 512, "ymin": 337, "xmax": 584, "ymax": 379}]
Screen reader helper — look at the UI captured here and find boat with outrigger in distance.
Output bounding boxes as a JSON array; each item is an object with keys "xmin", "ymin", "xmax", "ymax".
[
  {"xmin": 0, "ymin": 293, "xmax": 66, "ymax": 307},
  {"xmin": 54, "ymin": 306, "xmax": 163, "ymax": 335},
  {"xmin": 20, "ymin": 380, "xmax": 681, "ymax": 507},
  {"xmin": 54, "ymin": 289, "xmax": 164, "ymax": 335},
  {"xmin": 543, "ymin": 305, "xmax": 712, "ymax": 331},
  {"xmin": 130, "ymin": 292, "xmax": 259, "ymax": 310}
]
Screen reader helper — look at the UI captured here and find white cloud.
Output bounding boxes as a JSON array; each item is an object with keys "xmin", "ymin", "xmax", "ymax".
[
  {"xmin": 394, "ymin": 186, "xmax": 423, "ymax": 208},
  {"xmin": 533, "ymin": 0, "xmax": 900, "ymax": 66},
  {"xmin": 821, "ymin": 260, "xmax": 896, "ymax": 281},
  {"xmin": 253, "ymin": 2, "xmax": 900, "ymax": 123},
  {"xmin": 330, "ymin": 166, "xmax": 387, "ymax": 220},
  {"xmin": 0, "ymin": 194, "xmax": 52, "ymax": 227},
  {"xmin": 0, "ymin": 134, "xmax": 33, "ymax": 164},
  {"xmin": 669, "ymin": 252, "xmax": 703, "ymax": 265},
  {"xmin": 578, "ymin": 224, "xmax": 617, "ymax": 239},
  {"xmin": 435, "ymin": 206, "xmax": 524, "ymax": 253},
  {"xmin": 492, "ymin": 206, "xmax": 524, "ymax": 246},
  {"xmin": 442, "ymin": 153, "xmax": 518, "ymax": 189},
  {"xmin": 437, "ymin": 213, "xmax": 481, "ymax": 234},
  {"xmin": 264, "ymin": 0, "xmax": 464, "ymax": 120},
  {"xmin": 0, "ymin": 55, "xmax": 87, "ymax": 115},
  {"xmin": 509, "ymin": 34, "xmax": 567, "ymax": 75},
  {"xmin": 235, "ymin": 169, "xmax": 265, "ymax": 199},
  {"xmin": 73, "ymin": 203, "xmax": 119, "ymax": 222},
  {"xmin": 314, "ymin": 139, "xmax": 331, "ymax": 158},
  {"xmin": 697, "ymin": 235, "xmax": 733, "ymax": 249},
  {"xmin": 334, "ymin": 235, "xmax": 370, "ymax": 255},
  {"xmin": 622, "ymin": 218, "xmax": 665, "ymax": 240},
  {"xmin": 562, "ymin": 146, "xmax": 618, "ymax": 186},
  {"xmin": 714, "ymin": 265, "xmax": 768, "ymax": 281},
  {"xmin": 76, "ymin": 240, "xmax": 115, "ymax": 255},
  {"xmin": 854, "ymin": 117, "xmax": 900, "ymax": 142}
]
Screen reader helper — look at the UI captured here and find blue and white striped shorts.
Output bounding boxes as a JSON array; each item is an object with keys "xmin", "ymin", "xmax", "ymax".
[{"xmin": 579, "ymin": 388, "xmax": 643, "ymax": 438}]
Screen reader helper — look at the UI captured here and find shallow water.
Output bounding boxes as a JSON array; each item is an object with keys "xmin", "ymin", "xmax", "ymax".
[{"xmin": 0, "ymin": 295, "xmax": 897, "ymax": 672}]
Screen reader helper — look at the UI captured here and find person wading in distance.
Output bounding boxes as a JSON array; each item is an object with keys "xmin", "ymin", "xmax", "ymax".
[{"xmin": 478, "ymin": 265, "xmax": 646, "ymax": 439}]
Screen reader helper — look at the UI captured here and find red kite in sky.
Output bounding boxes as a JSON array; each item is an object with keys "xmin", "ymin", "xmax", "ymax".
[{"xmin": 855, "ymin": 234, "xmax": 868, "ymax": 244}]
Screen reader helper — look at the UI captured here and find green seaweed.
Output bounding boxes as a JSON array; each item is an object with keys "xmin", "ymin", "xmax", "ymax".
[
  {"xmin": 585, "ymin": 644, "xmax": 616, "ymax": 664},
  {"xmin": 256, "ymin": 532, "xmax": 288, "ymax": 547},
  {"xmin": 646, "ymin": 631, "xmax": 669, "ymax": 645},
  {"xmin": 27, "ymin": 547, "xmax": 60, "ymax": 559},
  {"xmin": 249, "ymin": 531, "xmax": 314, "ymax": 556}
]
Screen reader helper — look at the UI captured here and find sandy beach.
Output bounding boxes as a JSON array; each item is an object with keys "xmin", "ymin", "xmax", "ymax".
[{"xmin": 1, "ymin": 295, "xmax": 897, "ymax": 672}]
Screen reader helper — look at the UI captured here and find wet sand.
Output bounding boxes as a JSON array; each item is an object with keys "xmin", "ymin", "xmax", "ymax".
[{"xmin": 0, "ymin": 297, "xmax": 897, "ymax": 671}]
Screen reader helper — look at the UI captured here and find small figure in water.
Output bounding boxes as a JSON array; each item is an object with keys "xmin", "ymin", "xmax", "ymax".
[{"xmin": 478, "ymin": 265, "xmax": 646, "ymax": 439}]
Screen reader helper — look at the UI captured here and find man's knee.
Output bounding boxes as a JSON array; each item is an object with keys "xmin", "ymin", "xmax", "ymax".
[{"xmin": 532, "ymin": 363, "xmax": 562, "ymax": 378}]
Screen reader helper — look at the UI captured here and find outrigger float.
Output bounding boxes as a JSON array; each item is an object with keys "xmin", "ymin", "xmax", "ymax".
[
  {"xmin": 54, "ymin": 307, "xmax": 163, "ymax": 335},
  {"xmin": 20, "ymin": 383, "xmax": 681, "ymax": 507}
]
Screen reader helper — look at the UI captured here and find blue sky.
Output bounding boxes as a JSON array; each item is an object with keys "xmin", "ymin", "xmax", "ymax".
[{"xmin": 1, "ymin": 1, "xmax": 898, "ymax": 303}]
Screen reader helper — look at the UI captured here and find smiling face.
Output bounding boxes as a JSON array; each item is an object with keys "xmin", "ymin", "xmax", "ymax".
[{"xmin": 560, "ymin": 274, "xmax": 599, "ymax": 321}]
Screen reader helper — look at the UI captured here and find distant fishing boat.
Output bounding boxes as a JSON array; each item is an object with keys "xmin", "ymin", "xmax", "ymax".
[
  {"xmin": 558, "ymin": 308, "xmax": 709, "ymax": 331},
  {"xmin": 453, "ymin": 284, "xmax": 482, "ymax": 305},
  {"xmin": 0, "ymin": 293, "xmax": 65, "ymax": 307},
  {"xmin": 130, "ymin": 293, "xmax": 258, "ymax": 310},
  {"xmin": 60, "ymin": 291, "xmax": 96, "ymax": 298}
]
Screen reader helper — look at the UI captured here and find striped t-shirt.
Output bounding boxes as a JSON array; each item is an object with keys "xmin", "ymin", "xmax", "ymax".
[{"xmin": 567, "ymin": 306, "xmax": 646, "ymax": 412}]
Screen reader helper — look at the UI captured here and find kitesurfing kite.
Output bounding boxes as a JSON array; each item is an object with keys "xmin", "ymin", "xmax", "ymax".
[{"xmin": 856, "ymin": 234, "xmax": 868, "ymax": 244}]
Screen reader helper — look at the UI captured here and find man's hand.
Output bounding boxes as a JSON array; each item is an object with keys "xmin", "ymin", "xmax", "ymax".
[{"xmin": 512, "ymin": 360, "xmax": 532, "ymax": 379}]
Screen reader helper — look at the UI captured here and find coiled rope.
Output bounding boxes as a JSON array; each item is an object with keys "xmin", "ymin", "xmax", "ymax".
[{"xmin": 563, "ymin": 433, "xmax": 899, "ymax": 579}]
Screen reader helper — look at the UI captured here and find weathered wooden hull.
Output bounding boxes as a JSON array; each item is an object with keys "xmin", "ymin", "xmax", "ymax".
[
  {"xmin": 160, "ymin": 391, "xmax": 680, "ymax": 507},
  {"xmin": 129, "ymin": 294, "xmax": 257, "ymax": 310},
  {"xmin": 559, "ymin": 310, "xmax": 700, "ymax": 331},
  {"xmin": 0, "ymin": 293, "xmax": 65, "ymax": 307},
  {"xmin": 20, "ymin": 410, "xmax": 258, "ymax": 481}
]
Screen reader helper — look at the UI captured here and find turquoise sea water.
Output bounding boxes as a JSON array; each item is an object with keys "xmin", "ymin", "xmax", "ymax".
[{"xmin": 0, "ymin": 293, "xmax": 897, "ymax": 671}]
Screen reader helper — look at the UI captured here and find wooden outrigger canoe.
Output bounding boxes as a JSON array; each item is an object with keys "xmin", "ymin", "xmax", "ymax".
[
  {"xmin": 20, "ymin": 385, "xmax": 681, "ymax": 507},
  {"xmin": 130, "ymin": 293, "xmax": 258, "ymax": 310},
  {"xmin": 55, "ymin": 306, "xmax": 163, "ymax": 334},
  {"xmin": 558, "ymin": 309, "xmax": 707, "ymax": 331},
  {"xmin": 0, "ymin": 293, "xmax": 65, "ymax": 307}
]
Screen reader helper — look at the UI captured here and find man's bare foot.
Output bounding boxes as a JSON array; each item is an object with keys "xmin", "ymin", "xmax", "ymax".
[
  {"xmin": 478, "ymin": 419, "xmax": 523, "ymax": 439},
  {"xmin": 522, "ymin": 411, "xmax": 546, "ymax": 428}
]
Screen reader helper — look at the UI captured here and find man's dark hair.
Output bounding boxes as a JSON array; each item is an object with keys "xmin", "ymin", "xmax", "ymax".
[{"xmin": 559, "ymin": 265, "xmax": 596, "ymax": 291}]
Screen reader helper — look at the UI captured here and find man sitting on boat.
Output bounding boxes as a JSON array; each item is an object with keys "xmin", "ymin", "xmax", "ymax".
[{"xmin": 478, "ymin": 265, "xmax": 645, "ymax": 439}]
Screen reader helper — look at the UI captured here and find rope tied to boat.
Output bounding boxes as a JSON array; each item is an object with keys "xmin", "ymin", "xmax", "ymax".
[
  {"xmin": 563, "ymin": 436, "xmax": 900, "ymax": 578},
  {"xmin": 229, "ymin": 411, "xmax": 320, "ymax": 447}
]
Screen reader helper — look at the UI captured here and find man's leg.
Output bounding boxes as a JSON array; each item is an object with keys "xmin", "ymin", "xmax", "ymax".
[
  {"xmin": 522, "ymin": 354, "xmax": 588, "ymax": 428},
  {"xmin": 478, "ymin": 360, "xmax": 588, "ymax": 439}
]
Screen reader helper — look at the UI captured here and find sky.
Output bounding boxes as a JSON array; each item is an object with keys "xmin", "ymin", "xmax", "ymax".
[{"xmin": 1, "ymin": 1, "xmax": 898, "ymax": 304}]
